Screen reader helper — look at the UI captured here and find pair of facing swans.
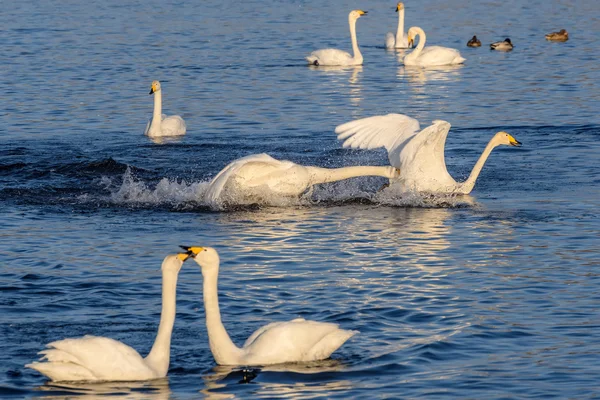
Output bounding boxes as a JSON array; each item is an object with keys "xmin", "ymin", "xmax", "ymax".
[
  {"xmin": 306, "ymin": 5, "xmax": 465, "ymax": 67},
  {"xmin": 28, "ymin": 247, "xmax": 356, "ymax": 382},
  {"xmin": 204, "ymin": 114, "xmax": 521, "ymax": 208}
]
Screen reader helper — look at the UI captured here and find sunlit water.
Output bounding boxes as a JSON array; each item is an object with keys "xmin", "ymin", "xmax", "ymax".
[{"xmin": 2, "ymin": 0, "xmax": 600, "ymax": 398}]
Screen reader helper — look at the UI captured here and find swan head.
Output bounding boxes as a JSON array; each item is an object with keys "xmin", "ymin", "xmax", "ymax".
[
  {"xmin": 180, "ymin": 246, "xmax": 220, "ymax": 273},
  {"xmin": 493, "ymin": 131, "xmax": 522, "ymax": 147},
  {"xmin": 395, "ymin": 2, "xmax": 404, "ymax": 11},
  {"xmin": 349, "ymin": 10, "xmax": 367, "ymax": 20},
  {"xmin": 149, "ymin": 80, "xmax": 161, "ymax": 95},
  {"xmin": 407, "ymin": 27, "xmax": 420, "ymax": 47},
  {"xmin": 161, "ymin": 252, "xmax": 191, "ymax": 273}
]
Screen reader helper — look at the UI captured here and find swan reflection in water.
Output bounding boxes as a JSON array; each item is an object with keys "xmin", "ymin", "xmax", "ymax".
[
  {"xmin": 200, "ymin": 360, "xmax": 353, "ymax": 399},
  {"xmin": 34, "ymin": 378, "xmax": 171, "ymax": 399},
  {"xmin": 307, "ymin": 65, "xmax": 363, "ymax": 106}
]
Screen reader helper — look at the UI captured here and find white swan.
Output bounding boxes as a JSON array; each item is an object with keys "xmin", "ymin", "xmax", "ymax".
[
  {"xmin": 385, "ymin": 2, "xmax": 410, "ymax": 49},
  {"xmin": 306, "ymin": 10, "xmax": 367, "ymax": 66},
  {"xmin": 203, "ymin": 153, "xmax": 400, "ymax": 208},
  {"xmin": 403, "ymin": 27, "xmax": 465, "ymax": 66},
  {"xmin": 335, "ymin": 114, "xmax": 522, "ymax": 194},
  {"xmin": 144, "ymin": 81, "xmax": 186, "ymax": 138},
  {"xmin": 26, "ymin": 252, "xmax": 190, "ymax": 382},
  {"xmin": 184, "ymin": 246, "xmax": 358, "ymax": 366}
]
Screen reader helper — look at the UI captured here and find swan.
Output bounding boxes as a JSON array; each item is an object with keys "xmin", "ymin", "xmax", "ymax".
[
  {"xmin": 403, "ymin": 27, "xmax": 465, "ymax": 66},
  {"xmin": 334, "ymin": 114, "xmax": 522, "ymax": 194},
  {"xmin": 184, "ymin": 246, "xmax": 358, "ymax": 366},
  {"xmin": 306, "ymin": 10, "xmax": 367, "ymax": 66},
  {"xmin": 467, "ymin": 35, "xmax": 481, "ymax": 47},
  {"xmin": 545, "ymin": 29, "xmax": 568, "ymax": 41},
  {"xmin": 490, "ymin": 38, "xmax": 513, "ymax": 51},
  {"xmin": 385, "ymin": 2, "xmax": 411, "ymax": 49},
  {"xmin": 144, "ymin": 81, "xmax": 186, "ymax": 138},
  {"xmin": 203, "ymin": 153, "xmax": 400, "ymax": 208},
  {"xmin": 26, "ymin": 252, "xmax": 190, "ymax": 382}
]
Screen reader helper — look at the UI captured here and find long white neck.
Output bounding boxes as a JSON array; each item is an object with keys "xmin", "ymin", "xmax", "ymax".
[
  {"xmin": 396, "ymin": 9, "xmax": 405, "ymax": 45},
  {"xmin": 307, "ymin": 166, "xmax": 394, "ymax": 185},
  {"xmin": 412, "ymin": 27, "xmax": 426, "ymax": 56},
  {"xmin": 144, "ymin": 269, "xmax": 178, "ymax": 376},
  {"xmin": 458, "ymin": 138, "xmax": 499, "ymax": 194},
  {"xmin": 149, "ymin": 90, "xmax": 162, "ymax": 133},
  {"xmin": 203, "ymin": 265, "xmax": 243, "ymax": 365},
  {"xmin": 349, "ymin": 16, "xmax": 362, "ymax": 64}
]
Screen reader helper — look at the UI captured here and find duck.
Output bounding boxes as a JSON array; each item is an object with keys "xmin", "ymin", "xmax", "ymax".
[
  {"xmin": 545, "ymin": 29, "xmax": 568, "ymax": 41},
  {"xmin": 490, "ymin": 38, "xmax": 513, "ymax": 51},
  {"xmin": 467, "ymin": 35, "xmax": 481, "ymax": 47}
]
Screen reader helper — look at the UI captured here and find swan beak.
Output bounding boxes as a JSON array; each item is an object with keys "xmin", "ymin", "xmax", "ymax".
[
  {"xmin": 408, "ymin": 37, "xmax": 414, "ymax": 47},
  {"xmin": 357, "ymin": 10, "xmax": 367, "ymax": 16},
  {"xmin": 179, "ymin": 245, "xmax": 204, "ymax": 257},
  {"xmin": 177, "ymin": 252, "xmax": 191, "ymax": 261},
  {"xmin": 508, "ymin": 135, "xmax": 522, "ymax": 147}
]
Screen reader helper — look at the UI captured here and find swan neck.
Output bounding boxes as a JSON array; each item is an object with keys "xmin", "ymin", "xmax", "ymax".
[
  {"xmin": 349, "ymin": 16, "xmax": 362, "ymax": 63},
  {"xmin": 144, "ymin": 268, "xmax": 178, "ymax": 376},
  {"xmin": 396, "ymin": 9, "xmax": 405, "ymax": 44},
  {"xmin": 203, "ymin": 265, "xmax": 242, "ymax": 365},
  {"xmin": 150, "ymin": 91, "xmax": 162, "ymax": 131},
  {"xmin": 460, "ymin": 139, "xmax": 497, "ymax": 194},
  {"xmin": 414, "ymin": 28, "xmax": 426, "ymax": 53},
  {"xmin": 308, "ymin": 166, "xmax": 393, "ymax": 185}
]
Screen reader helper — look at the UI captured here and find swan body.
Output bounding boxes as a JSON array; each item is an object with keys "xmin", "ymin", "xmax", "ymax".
[
  {"xmin": 144, "ymin": 81, "xmax": 186, "ymax": 138},
  {"xmin": 185, "ymin": 246, "xmax": 358, "ymax": 366},
  {"xmin": 26, "ymin": 253, "xmax": 189, "ymax": 382},
  {"xmin": 307, "ymin": 10, "xmax": 367, "ymax": 66},
  {"xmin": 204, "ymin": 153, "xmax": 399, "ymax": 208},
  {"xmin": 467, "ymin": 35, "xmax": 481, "ymax": 47},
  {"xmin": 404, "ymin": 27, "xmax": 465, "ymax": 66},
  {"xmin": 545, "ymin": 29, "xmax": 568, "ymax": 41},
  {"xmin": 490, "ymin": 38, "xmax": 513, "ymax": 51},
  {"xmin": 385, "ymin": 2, "xmax": 410, "ymax": 49},
  {"xmin": 335, "ymin": 114, "xmax": 522, "ymax": 194}
]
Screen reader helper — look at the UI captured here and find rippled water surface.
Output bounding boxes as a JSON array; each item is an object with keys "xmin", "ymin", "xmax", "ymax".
[{"xmin": 2, "ymin": 0, "xmax": 600, "ymax": 398}]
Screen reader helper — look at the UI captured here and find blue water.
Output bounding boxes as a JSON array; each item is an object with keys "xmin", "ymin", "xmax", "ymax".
[{"xmin": 2, "ymin": 0, "xmax": 600, "ymax": 398}]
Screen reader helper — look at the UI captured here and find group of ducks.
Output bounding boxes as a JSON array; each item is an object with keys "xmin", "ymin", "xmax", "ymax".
[
  {"xmin": 28, "ymin": 247, "xmax": 357, "ymax": 381},
  {"xmin": 468, "ymin": 28, "xmax": 568, "ymax": 51}
]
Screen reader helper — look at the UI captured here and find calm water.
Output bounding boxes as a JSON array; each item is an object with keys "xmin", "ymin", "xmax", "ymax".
[{"xmin": 2, "ymin": 0, "xmax": 600, "ymax": 398}]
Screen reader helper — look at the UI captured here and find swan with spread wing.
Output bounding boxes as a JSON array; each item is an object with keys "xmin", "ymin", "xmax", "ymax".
[{"xmin": 335, "ymin": 114, "xmax": 521, "ymax": 194}]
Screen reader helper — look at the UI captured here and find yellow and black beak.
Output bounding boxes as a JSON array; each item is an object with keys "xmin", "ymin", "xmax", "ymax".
[
  {"xmin": 357, "ymin": 10, "xmax": 367, "ymax": 16},
  {"xmin": 177, "ymin": 252, "xmax": 191, "ymax": 261},
  {"xmin": 179, "ymin": 245, "xmax": 203, "ymax": 258},
  {"xmin": 149, "ymin": 86, "xmax": 156, "ymax": 95},
  {"xmin": 508, "ymin": 135, "xmax": 522, "ymax": 147},
  {"xmin": 408, "ymin": 37, "xmax": 414, "ymax": 47}
]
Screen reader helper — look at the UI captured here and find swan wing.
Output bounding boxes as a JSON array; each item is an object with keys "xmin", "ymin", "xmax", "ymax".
[
  {"xmin": 306, "ymin": 49, "xmax": 354, "ymax": 66},
  {"xmin": 243, "ymin": 319, "xmax": 355, "ymax": 364},
  {"xmin": 243, "ymin": 318, "xmax": 305, "ymax": 348},
  {"xmin": 160, "ymin": 115, "xmax": 186, "ymax": 136},
  {"xmin": 398, "ymin": 120, "xmax": 454, "ymax": 182},
  {"xmin": 204, "ymin": 153, "xmax": 280, "ymax": 207},
  {"xmin": 335, "ymin": 114, "xmax": 421, "ymax": 167},
  {"xmin": 385, "ymin": 32, "xmax": 395, "ymax": 49},
  {"xmin": 26, "ymin": 335, "xmax": 154, "ymax": 381}
]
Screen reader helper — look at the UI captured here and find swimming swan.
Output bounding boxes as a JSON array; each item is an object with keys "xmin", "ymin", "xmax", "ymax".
[
  {"xmin": 403, "ymin": 27, "xmax": 465, "ymax": 66},
  {"xmin": 144, "ymin": 81, "xmax": 187, "ymax": 137},
  {"xmin": 184, "ymin": 246, "xmax": 358, "ymax": 366},
  {"xmin": 203, "ymin": 153, "xmax": 400, "ymax": 208},
  {"xmin": 306, "ymin": 10, "xmax": 367, "ymax": 66},
  {"xmin": 26, "ymin": 252, "xmax": 190, "ymax": 382},
  {"xmin": 385, "ymin": 2, "xmax": 410, "ymax": 49},
  {"xmin": 335, "ymin": 114, "xmax": 522, "ymax": 194}
]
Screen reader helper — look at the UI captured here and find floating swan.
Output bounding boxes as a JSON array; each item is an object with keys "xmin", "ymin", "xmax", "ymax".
[
  {"xmin": 184, "ymin": 246, "xmax": 358, "ymax": 366},
  {"xmin": 335, "ymin": 114, "xmax": 522, "ymax": 194},
  {"xmin": 385, "ymin": 2, "xmax": 410, "ymax": 49},
  {"xmin": 490, "ymin": 38, "xmax": 513, "ymax": 51},
  {"xmin": 203, "ymin": 153, "xmax": 399, "ymax": 208},
  {"xmin": 26, "ymin": 252, "xmax": 190, "ymax": 382},
  {"xmin": 144, "ymin": 81, "xmax": 187, "ymax": 138},
  {"xmin": 306, "ymin": 10, "xmax": 367, "ymax": 66},
  {"xmin": 403, "ymin": 27, "xmax": 465, "ymax": 66},
  {"xmin": 545, "ymin": 29, "xmax": 568, "ymax": 41},
  {"xmin": 467, "ymin": 35, "xmax": 481, "ymax": 47}
]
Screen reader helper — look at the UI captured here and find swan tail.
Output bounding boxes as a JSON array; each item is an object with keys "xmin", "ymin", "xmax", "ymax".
[
  {"xmin": 306, "ymin": 329, "xmax": 358, "ymax": 361},
  {"xmin": 385, "ymin": 32, "xmax": 395, "ymax": 49},
  {"xmin": 26, "ymin": 361, "xmax": 97, "ymax": 382}
]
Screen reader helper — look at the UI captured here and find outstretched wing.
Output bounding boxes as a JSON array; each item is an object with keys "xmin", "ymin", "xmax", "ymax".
[
  {"xmin": 399, "ymin": 120, "xmax": 453, "ymax": 179},
  {"xmin": 334, "ymin": 114, "xmax": 420, "ymax": 168}
]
